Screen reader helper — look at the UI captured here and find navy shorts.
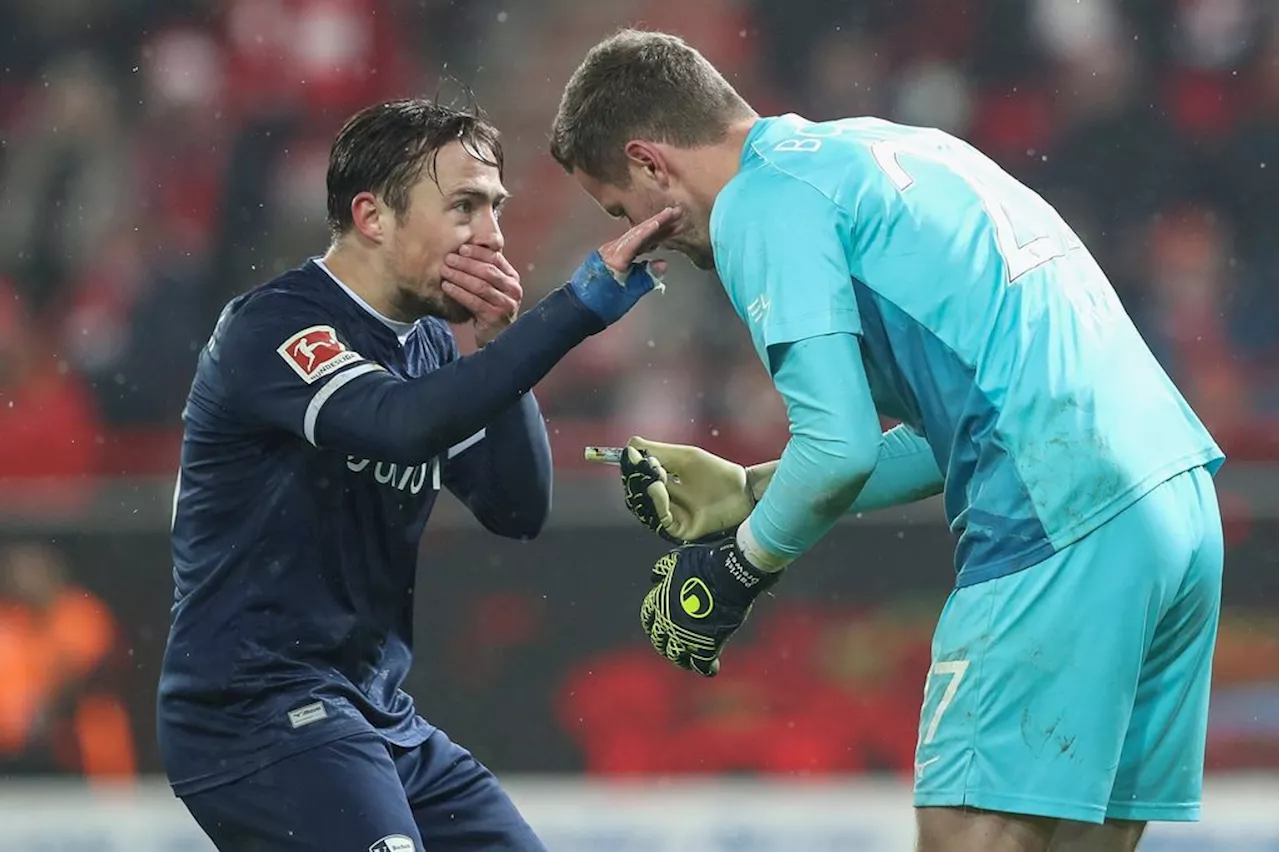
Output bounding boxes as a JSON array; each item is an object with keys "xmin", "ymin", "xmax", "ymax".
[{"xmin": 181, "ymin": 729, "xmax": 545, "ymax": 851}]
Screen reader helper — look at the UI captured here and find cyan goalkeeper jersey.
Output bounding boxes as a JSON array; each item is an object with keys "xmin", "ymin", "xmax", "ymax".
[{"xmin": 711, "ymin": 114, "xmax": 1223, "ymax": 585}]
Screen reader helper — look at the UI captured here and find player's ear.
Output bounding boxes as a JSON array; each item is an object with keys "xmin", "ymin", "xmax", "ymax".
[
  {"xmin": 350, "ymin": 191, "xmax": 385, "ymax": 243},
  {"xmin": 624, "ymin": 140, "xmax": 669, "ymax": 189}
]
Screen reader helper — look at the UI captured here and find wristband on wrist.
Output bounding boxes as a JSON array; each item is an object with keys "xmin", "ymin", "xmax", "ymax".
[{"xmin": 735, "ymin": 518, "xmax": 792, "ymax": 573}]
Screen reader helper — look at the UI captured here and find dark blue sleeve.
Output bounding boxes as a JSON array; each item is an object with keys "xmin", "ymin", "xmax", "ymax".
[
  {"xmin": 204, "ymin": 290, "xmax": 382, "ymax": 437},
  {"xmin": 442, "ymin": 392, "xmax": 553, "ymax": 539},
  {"xmin": 213, "ymin": 285, "xmax": 603, "ymax": 464}
]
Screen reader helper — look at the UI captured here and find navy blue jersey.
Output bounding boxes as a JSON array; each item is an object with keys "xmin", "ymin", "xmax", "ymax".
[{"xmin": 159, "ymin": 259, "xmax": 567, "ymax": 795}]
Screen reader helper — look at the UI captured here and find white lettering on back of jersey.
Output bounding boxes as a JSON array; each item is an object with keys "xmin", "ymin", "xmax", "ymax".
[{"xmin": 774, "ymin": 138, "xmax": 821, "ymax": 153}]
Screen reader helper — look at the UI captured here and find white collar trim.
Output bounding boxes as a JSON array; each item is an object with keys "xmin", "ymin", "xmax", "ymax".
[{"xmin": 313, "ymin": 257, "xmax": 414, "ymax": 345}]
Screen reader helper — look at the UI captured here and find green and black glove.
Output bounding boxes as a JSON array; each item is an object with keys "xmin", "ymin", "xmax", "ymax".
[
  {"xmin": 640, "ymin": 536, "xmax": 783, "ymax": 677},
  {"xmin": 620, "ymin": 437, "xmax": 758, "ymax": 544}
]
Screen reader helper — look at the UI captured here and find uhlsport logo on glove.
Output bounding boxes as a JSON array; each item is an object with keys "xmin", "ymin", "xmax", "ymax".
[
  {"xmin": 641, "ymin": 539, "xmax": 784, "ymax": 677},
  {"xmin": 680, "ymin": 577, "xmax": 714, "ymax": 618}
]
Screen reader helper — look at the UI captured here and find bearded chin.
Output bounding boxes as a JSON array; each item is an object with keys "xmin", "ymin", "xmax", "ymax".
[
  {"xmin": 433, "ymin": 293, "xmax": 475, "ymax": 324},
  {"xmin": 392, "ymin": 284, "xmax": 474, "ymax": 324}
]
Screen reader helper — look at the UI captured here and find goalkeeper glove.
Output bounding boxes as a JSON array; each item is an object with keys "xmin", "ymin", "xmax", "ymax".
[
  {"xmin": 620, "ymin": 437, "xmax": 758, "ymax": 544},
  {"xmin": 640, "ymin": 536, "xmax": 783, "ymax": 677}
]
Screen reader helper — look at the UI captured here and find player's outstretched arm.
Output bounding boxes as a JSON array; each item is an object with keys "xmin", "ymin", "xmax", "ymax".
[
  {"xmin": 314, "ymin": 207, "xmax": 683, "ymax": 463},
  {"xmin": 313, "ymin": 296, "xmax": 592, "ymax": 464},
  {"xmin": 213, "ymin": 209, "xmax": 681, "ymax": 466}
]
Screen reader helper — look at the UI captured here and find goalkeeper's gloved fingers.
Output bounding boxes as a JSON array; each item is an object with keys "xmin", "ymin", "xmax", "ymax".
[
  {"xmin": 634, "ymin": 454, "xmax": 674, "ymax": 528},
  {"xmin": 623, "ymin": 445, "xmax": 666, "ymax": 481},
  {"xmin": 640, "ymin": 596, "xmax": 720, "ymax": 678},
  {"xmin": 622, "ymin": 446, "xmax": 679, "ymax": 540},
  {"xmin": 626, "ymin": 436, "xmax": 691, "ymax": 479}
]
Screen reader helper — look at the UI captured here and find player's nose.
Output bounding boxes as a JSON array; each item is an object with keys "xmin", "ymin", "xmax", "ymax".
[{"xmin": 472, "ymin": 215, "xmax": 504, "ymax": 252}]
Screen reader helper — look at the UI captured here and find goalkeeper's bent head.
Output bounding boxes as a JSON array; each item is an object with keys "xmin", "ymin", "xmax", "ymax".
[{"xmin": 550, "ymin": 29, "xmax": 757, "ymax": 272}]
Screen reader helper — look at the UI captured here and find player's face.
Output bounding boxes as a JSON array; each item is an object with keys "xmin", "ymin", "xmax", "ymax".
[
  {"xmin": 574, "ymin": 171, "xmax": 716, "ymax": 271},
  {"xmin": 383, "ymin": 141, "xmax": 508, "ymax": 322}
]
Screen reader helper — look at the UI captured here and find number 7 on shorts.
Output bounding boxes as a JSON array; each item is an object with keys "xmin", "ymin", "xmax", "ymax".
[{"xmin": 921, "ymin": 660, "xmax": 970, "ymax": 746}]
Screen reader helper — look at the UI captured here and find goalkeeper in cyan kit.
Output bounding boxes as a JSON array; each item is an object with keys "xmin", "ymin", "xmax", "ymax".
[{"xmin": 560, "ymin": 29, "xmax": 1224, "ymax": 852}]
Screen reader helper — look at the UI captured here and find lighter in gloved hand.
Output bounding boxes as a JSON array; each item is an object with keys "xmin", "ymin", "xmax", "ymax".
[{"xmin": 610, "ymin": 437, "xmax": 762, "ymax": 544}]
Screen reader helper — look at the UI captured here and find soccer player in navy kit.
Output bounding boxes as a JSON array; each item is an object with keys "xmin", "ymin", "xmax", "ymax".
[{"xmin": 158, "ymin": 99, "xmax": 681, "ymax": 851}]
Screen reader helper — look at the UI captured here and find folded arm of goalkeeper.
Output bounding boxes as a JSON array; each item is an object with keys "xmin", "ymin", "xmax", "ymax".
[
  {"xmin": 625, "ymin": 332, "xmax": 944, "ymax": 550},
  {"xmin": 630, "ymin": 331, "xmax": 944, "ymax": 675},
  {"xmin": 740, "ymin": 333, "xmax": 944, "ymax": 568}
]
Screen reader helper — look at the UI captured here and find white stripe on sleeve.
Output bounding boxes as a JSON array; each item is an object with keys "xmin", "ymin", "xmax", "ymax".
[
  {"xmin": 447, "ymin": 428, "xmax": 487, "ymax": 459},
  {"xmin": 303, "ymin": 362, "xmax": 385, "ymax": 446}
]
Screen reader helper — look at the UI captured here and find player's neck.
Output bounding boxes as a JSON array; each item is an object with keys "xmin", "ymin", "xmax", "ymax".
[
  {"xmin": 675, "ymin": 118, "xmax": 756, "ymax": 209},
  {"xmin": 320, "ymin": 243, "xmax": 400, "ymax": 320}
]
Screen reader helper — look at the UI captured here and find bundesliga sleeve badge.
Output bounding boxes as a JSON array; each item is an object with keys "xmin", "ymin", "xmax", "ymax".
[{"xmin": 277, "ymin": 325, "xmax": 363, "ymax": 383}]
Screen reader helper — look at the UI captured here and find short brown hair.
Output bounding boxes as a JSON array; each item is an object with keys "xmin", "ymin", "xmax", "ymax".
[
  {"xmin": 550, "ymin": 29, "xmax": 755, "ymax": 184},
  {"xmin": 327, "ymin": 98, "xmax": 503, "ymax": 236}
]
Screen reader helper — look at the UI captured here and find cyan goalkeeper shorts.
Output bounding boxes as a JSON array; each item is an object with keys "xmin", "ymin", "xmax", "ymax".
[{"xmin": 913, "ymin": 465, "xmax": 1222, "ymax": 824}]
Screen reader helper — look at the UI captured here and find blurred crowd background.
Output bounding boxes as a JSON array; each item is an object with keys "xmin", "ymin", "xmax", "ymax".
[{"xmin": 0, "ymin": 0, "xmax": 1274, "ymax": 790}]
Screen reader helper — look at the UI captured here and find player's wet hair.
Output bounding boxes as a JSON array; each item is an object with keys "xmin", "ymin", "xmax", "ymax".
[
  {"xmin": 326, "ymin": 97, "xmax": 504, "ymax": 236},
  {"xmin": 550, "ymin": 29, "xmax": 755, "ymax": 185}
]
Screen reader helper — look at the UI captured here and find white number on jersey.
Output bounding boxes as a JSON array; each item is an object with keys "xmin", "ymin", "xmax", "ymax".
[{"xmin": 870, "ymin": 137, "xmax": 1080, "ymax": 283}]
